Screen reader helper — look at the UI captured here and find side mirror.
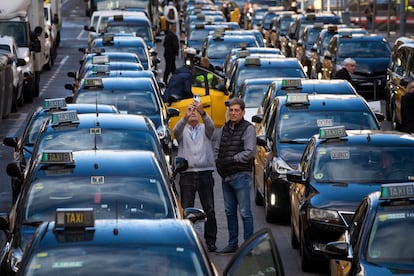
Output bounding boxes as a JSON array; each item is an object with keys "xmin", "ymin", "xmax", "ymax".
[
  {"xmin": 17, "ymin": 58, "xmax": 26, "ymax": 66},
  {"xmin": 6, "ymin": 162, "xmax": 22, "ymax": 178},
  {"xmin": 67, "ymin": 72, "xmax": 76, "ymax": 78},
  {"xmin": 3, "ymin": 137, "xmax": 18, "ymax": 149},
  {"xmin": 251, "ymin": 114, "xmax": 263, "ymax": 124},
  {"xmin": 173, "ymin": 156, "xmax": 188, "ymax": 176},
  {"xmin": 64, "ymin": 83, "xmax": 74, "ymax": 91},
  {"xmin": 167, "ymin": 107, "xmax": 180, "ymax": 118},
  {"xmin": 65, "ymin": 96, "xmax": 73, "ymax": 103},
  {"xmin": 400, "ymin": 76, "xmax": 414, "ymax": 87},
  {"xmin": 183, "ymin": 208, "xmax": 206, "ymax": 224}
]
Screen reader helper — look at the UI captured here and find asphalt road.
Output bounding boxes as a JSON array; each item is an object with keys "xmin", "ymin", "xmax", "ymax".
[{"xmin": 0, "ymin": 0, "xmax": 394, "ymax": 275}]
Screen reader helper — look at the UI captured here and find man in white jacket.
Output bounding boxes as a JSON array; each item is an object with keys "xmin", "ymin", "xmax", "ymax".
[{"xmin": 173, "ymin": 100, "xmax": 217, "ymax": 252}]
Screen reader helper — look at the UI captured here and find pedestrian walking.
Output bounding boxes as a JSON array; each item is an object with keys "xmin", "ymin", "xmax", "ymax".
[
  {"xmin": 163, "ymin": 23, "xmax": 179, "ymax": 83},
  {"xmin": 332, "ymin": 57, "xmax": 356, "ymax": 84},
  {"xmin": 364, "ymin": 0, "xmax": 375, "ymax": 30},
  {"xmin": 215, "ymin": 98, "xmax": 256, "ymax": 254},
  {"xmin": 401, "ymin": 80, "xmax": 414, "ymax": 133},
  {"xmin": 173, "ymin": 101, "xmax": 218, "ymax": 252}
]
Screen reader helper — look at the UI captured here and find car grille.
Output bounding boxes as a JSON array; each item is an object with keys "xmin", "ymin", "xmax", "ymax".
[{"xmin": 338, "ymin": 211, "xmax": 354, "ymax": 228}]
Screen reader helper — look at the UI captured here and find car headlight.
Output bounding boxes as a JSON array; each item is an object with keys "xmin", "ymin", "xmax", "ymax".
[
  {"xmin": 9, "ymin": 247, "xmax": 23, "ymax": 273},
  {"xmin": 157, "ymin": 125, "xmax": 167, "ymax": 141},
  {"xmin": 272, "ymin": 156, "xmax": 292, "ymax": 175},
  {"xmin": 24, "ymin": 56, "xmax": 30, "ymax": 63},
  {"xmin": 308, "ymin": 208, "xmax": 340, "ymax": 224}
]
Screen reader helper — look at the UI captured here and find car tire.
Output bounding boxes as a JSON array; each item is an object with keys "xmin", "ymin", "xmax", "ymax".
[
  {"xmin": 300, "ymin": 226, "xmax": 313, "ymax": 272},
  {"xmin": 290, "ymin": 218, "xmax": 299, "ymax": 249}
]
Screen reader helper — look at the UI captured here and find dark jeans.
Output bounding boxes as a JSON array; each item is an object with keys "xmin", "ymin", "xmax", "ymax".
[
  {"xmin": 179, "ymin": 171, "xmax": 217, "ymax": 245},
  {"xmin": 163, "ymin": 56, "xmax": 176, "ymax": 83}
]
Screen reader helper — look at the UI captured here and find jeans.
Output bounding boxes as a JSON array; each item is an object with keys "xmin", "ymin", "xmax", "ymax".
[
  {"xmin": 222, "ymin": 171, "xmax": 254, "ymax": 248},
  {"xmin": 179, "ymin": 171, "xmax": 217, "ymax": 245}
]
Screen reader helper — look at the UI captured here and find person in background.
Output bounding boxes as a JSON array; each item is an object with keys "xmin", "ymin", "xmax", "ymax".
[
  {"xmin": 163, "ymin": 64, "xmax": 193, "ymax": 103},
  {"xmin": 364, "ymin": 0, "xmax": 375, "ymax": 30},
  {"xmin": 173, "ymin": 101, "xmax": 217, "ymax": 252},
  {"xmin": 332, "ymin": 57, "xmax": 356, "ymax": 84},
  {"xmin": 215, "ymin": 98, "xmax": 256, "ymax": 254},
  {"xmin": 163, "ymin": 23, "xmax": 179, "ymax": 83},
  {"xmin": 400, "ymin": 80, "xmax": 414, "ymax": 133}
]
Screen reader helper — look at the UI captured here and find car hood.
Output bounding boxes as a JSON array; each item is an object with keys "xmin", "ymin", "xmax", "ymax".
[
  {"xmin": 360, "ymin": 260, "xmax": 414, "ymax": 275},
  {"xmin": 353, "ymin": 58, "xmax": 389, "ymax": 76},
  {"xmin": 310, "ymin": 182, "xmax": 382, "ymax": 211}
]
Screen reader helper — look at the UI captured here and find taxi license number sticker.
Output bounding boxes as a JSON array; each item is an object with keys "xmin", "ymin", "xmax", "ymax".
[
  {"xmin": 36, "ymin": 252, "xmax": 48, "ymax": 258},
  {"xmin": 91, "ymin": 176, "xmax": 104, "ymax": 184},
  {"xmin": 89, "ymin": 128, "xmax": 102, "ymax": 134},
  {"xmin": 34, "ymin": 183, "xmax": 44, "ymax": 190},
  {"xmin": 316, "ymin": 119, "xmax": 334, "ymax": 127},
  {"xmin": 379, "ymin": 212, "xmax": 414, "ymax": 221},
  {"xmin": 52, "ymin": 261, "xmax": 83, "ymax": 268},
  {"xmin": 330, "ymin": 151, "xmax": 350, "ymax": 160},
  {"xmin": 282, "ymin": 114, "xmax": 289, "ymax": 120}
]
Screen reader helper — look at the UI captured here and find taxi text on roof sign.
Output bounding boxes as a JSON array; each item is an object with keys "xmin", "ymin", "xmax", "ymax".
[
  {"xmin": 41, "ymin": 151, "xmax": 74, "ymax": 164},
  {"xmin": 52, "ymin": 110, "xmax": 79, "ymax": 124},
  {"xmin": 319, "ymin": 125, "xmax": 347, "ymax": 139},
  {"xmin": 43, "ymin": 98, "xmax": 66, "ymax": 110},
  {"xmin": 380, "ymin": 183, "xmax": 414, "ymax": 200},
  {"xmin": 55, "ymin": 208, "xmax": 95, "ymax": 228},
  {"xmin": 281, "ymin": 79, "xmax": 302, "ymax": 89},
  {"xmin": 92, "ymin": 55, "xmax": 109, "ymax": 64},
  {"xmin": 286, "ymin": 93, "xmax": 309, "ymax": 104},
  {"xmin": 84, "ymin": 78, "xmax": 103, "ymax": 89}
]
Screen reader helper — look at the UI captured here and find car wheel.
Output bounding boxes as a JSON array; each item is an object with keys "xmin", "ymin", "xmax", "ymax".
[
  {"xmin": 290, "ymin": 218, "xmax": 299, "ymax": 249},
  {"xmin": 300, "ymin": 226, "xmax": 313, "ymax": 272}
]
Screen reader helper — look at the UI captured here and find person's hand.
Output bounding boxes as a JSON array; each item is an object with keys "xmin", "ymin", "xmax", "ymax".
[{"xmin": 193, "ymin": 101, "xmax": 205, "ymax": 116}]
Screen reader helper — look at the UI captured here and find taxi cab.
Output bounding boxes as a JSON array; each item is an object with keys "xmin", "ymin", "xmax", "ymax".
[
  {"xmin": 10, "ymin": 209, "xmax": 285, "ymax": 276},
  {"xmin": 199, "ymin": 30, "xmax": 259, "ymax": 68},
  {"xmin": 324, "ymin": 183, "xmax": 414, "ymax": 275},
  {"xmin": 69, "ymin": 78, "xmax": 179, "ymax": 155},
  {"xmin": 287, "ymin": 127, "xmax": 414, "ymax": 272},
  {"xmin": 2, "ymin": 99, "xmax": 119, "ymax": 202},
  {"xmin": 90, "ymin": 35, "xmax": 158, "ymax": 71},
  {"xmin": 252, "ymin": 94, "xmax": 382, "ymax": 223},
  {"xmin": 167, "ymin": 64, "xmax": 228, "ymax": 130},
  {"xmin": 226, "ymin": 56, "xmax": 307, "ymax": 98},
  {"xmin": 0, "ymin": 150, "xmax": 189, "ymax": 274}
]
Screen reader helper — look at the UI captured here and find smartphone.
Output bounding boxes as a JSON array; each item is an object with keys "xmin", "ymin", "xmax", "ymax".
[{"xmin": 194, "ymin": 94, "xmax": 200, "ymax": 103}]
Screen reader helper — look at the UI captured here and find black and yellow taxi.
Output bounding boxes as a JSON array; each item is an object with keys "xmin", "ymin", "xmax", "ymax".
[
  {"xmin": 252, "ymin": 94, "xmax": 382, "ymax": 223},
  {"xmin": 69, "ymin": 77, "xmax": 179, "ymax": 155},
  {"xmin": 321, "ymin": 32, "xmax": 391, "ymax": 99},
  {"xmin": 199, "ymin": 30, "xmax": 259, "ymax": 69},
  {"xmin": 226, "ymin": 56, "xmax": 307, "ymax": 98},
  {"xmin": 324, "ymin": 182, "xmax": 414, "ymax": 275},
  {"xmin": 0, "ymin": 150, "xmax": 189, "ymax": 274},
  {"xmin": 385, "ymin": 38, "xmax": 414, "ymax": 127},
  {"xmin": 258, "ymin": 78, "xmax": 358, "ymax": 116},
  {"xmin": 2, "ymin": 98, "xmax": 119, "ymax": 202},
  {"xmin": 9, "ymin": 209, "xmax": 285, "ymax": 276},
  {"xmin": 287, "ymin": 127, "xmax": 414, "ymax": 272}
]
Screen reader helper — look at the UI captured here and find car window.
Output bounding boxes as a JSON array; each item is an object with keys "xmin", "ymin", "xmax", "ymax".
[{"xmin": 24, "ymin": 176, "xmax": 172, "ymax": 222}]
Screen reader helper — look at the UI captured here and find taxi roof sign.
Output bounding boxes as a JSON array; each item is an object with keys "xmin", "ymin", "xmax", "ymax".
[
  {"xmin": 92, "ymin": 55, "xmax": 109, "ymax": 64},
  {"xmin": 43, "ymin": 98, "xmax": 66, "ymax": 110},
  {"xmin": 84, "ymin": 78, "xmax": 104, "ymax": 89},
  {"xmin": 51, "ymin": 110, "xmax": 79, "ymax": 125},
  {"xmin": 92, "ymin": 64, "xmax": 110, "ymax": 74},
  {"xmin": 236, "ymin": 49, "xmax": 250, "ymax": 58},
  {"xmin": 41, "ymin": 150, "xmax": 74, "ymax": 164},
  {"xmin": 55, "ymin": 208, "xmax": 95, "ymax": 229},
  {"xmin": 281, "ymin": 79, "xmax": 302, "ymax": 90},
  {"xmin": 244, "ymin": 57, "xmax": 261, "ymax": 66},
  {"xmin": 285, "ymin": 93, "xmax": 309, "ymax": 105},
  {"xmin": 380, "ymin": 183, "xmax": 414, "ymax": 200},
  {"xmin": 319, "ymin": 125, "xmax": 347, "ymax": 139},
  {"xmin": 195, "ymin": 23, "xmax": 205, "ymax": 29}
]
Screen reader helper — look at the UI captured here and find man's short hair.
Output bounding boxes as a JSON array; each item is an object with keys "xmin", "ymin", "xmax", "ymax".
[
  {"xmin": 343, "ymin": 58, "xmax": 356, "ymax": 66},
  {"xmin": 228, "ymin": 98, "xmax": 245, "ymax": 110}
]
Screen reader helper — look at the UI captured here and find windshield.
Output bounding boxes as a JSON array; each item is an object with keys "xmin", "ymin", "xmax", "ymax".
[
  {"xmin": 207, "ymin": 39, "xmax": 258, "ymax": 59},
  {"xmin": 105, "ymin": 24, "xmax": 152, "ymax": 43},
  {"xmin": 241, "ymin": 84, "xmax": 270, "ymax": 107},
  {"xmin": 76, "ymin": 90, "xmax": 160, "ymax": 114},
  {"xmin": 23, "ymin": 245, "xmax": 207, "ymax": 276},
  {"xmin": 338, "ymin": 41, "xmax": 391, "ymax": 58},
  {"xmin": 37, "ymin": 128, "xmax": 162, "ymax": 159},
  {"xmin": 366, "ymin": 208, "xmax": 414, "ymax": 264},
  {"xmin": 312, "ymin": 146, "xmax": 414, "ymax": 183},
  {"xmin": 279, "ymin": 111, "xmax": 378, "ymax": 143},
  {"xmin": 24, "ymin": 176, "xmax": 172, "ymax": 222},
  {"xmin": 0, "ymin": 22, "xmax": 28, "ymax": 47}
]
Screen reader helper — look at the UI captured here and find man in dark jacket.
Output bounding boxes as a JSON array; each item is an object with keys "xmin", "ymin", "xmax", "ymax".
[
  {"xmin": 164, "ymin": 65, "xmax": 193, "ymax": 103},
  {"xmin": 163, "ymin": 23, "xmax": 179, "ymax": 83},
  {"xmin": 332, "ymin": 57, "xmax": 356, "ymax": 84}
]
